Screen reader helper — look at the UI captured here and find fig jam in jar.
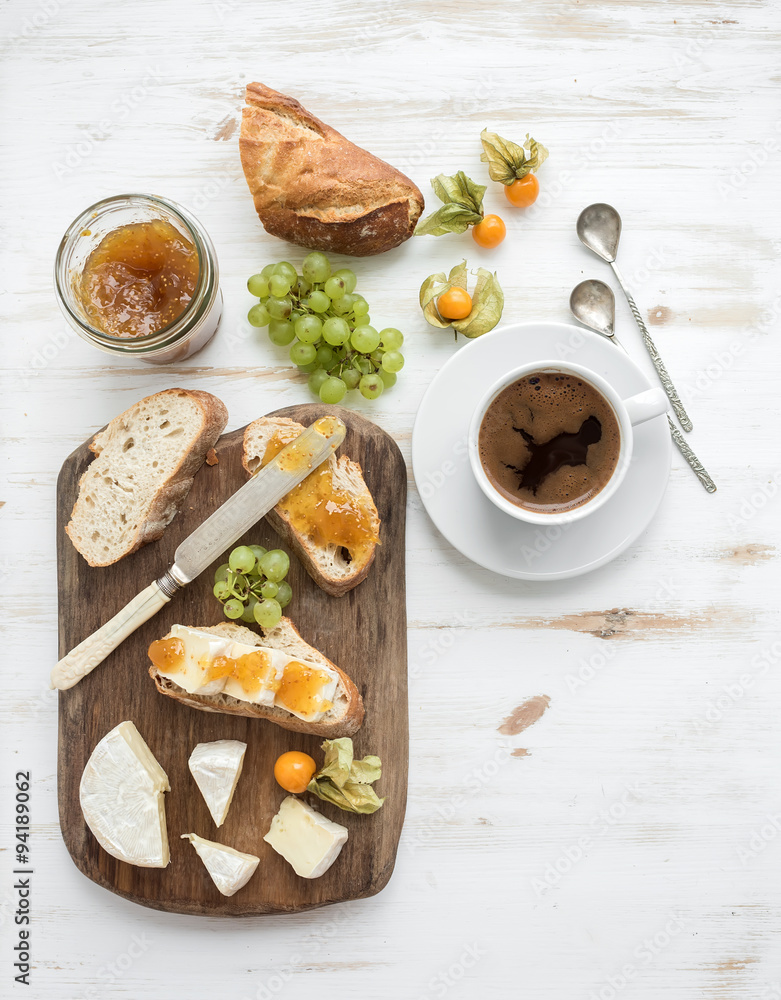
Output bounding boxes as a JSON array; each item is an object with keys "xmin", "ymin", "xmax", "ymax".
[{"xmin": 55, "ymin": 195, "xmax": 222, "ymax": 364}]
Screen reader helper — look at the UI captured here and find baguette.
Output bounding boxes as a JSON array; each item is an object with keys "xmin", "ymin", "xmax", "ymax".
[
  {"xmin": 149, "ymin": 620, "xmax": 364, "ymax": 737},
  {"xmin": 242, "ymin": 416, "xmax": 379, "ymax": 597},
  {"xmin": 66, "ymin": 389, "xmax": 228, "ymax": 567},
  {"xmin": 239, "ymin": 82, "xmax": 424, "ymax": 257}
]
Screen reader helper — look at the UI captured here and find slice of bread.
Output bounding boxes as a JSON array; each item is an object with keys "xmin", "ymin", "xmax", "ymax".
[
  {"xmin": 149, "ymin": 620, "xmax": 364, "ymax": 737},
  {"xmin": 66, "ymin": 388, "xmax": 228, "ymax": 567},
  {"xmin": 242, "ymin": 417, "xmax": 380, "ymax": 597}
]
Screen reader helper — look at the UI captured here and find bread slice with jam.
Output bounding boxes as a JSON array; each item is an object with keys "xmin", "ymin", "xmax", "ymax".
[{"xmin": 242, "ymin": 416, "xmax": 380, "ymax": 597}]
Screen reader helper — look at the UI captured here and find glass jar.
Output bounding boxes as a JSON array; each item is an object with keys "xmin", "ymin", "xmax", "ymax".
[{"xmin": 54, "ymin": 194, "xmax": 223, "ymax": 364}]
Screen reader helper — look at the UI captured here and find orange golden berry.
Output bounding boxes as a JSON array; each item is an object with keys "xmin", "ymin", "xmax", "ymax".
[
  {"xmin": 437, "ymin": 286, "xmax": 473, "ymax": 321},
  {"xmin": 471, "ymin": 214, "xmax": 506, "ymax": 249}
]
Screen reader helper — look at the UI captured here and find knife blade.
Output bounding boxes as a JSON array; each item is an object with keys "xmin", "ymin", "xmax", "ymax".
[{"xmin": 51, "ymin": 415, "xmax": 346, "ymax": 691}]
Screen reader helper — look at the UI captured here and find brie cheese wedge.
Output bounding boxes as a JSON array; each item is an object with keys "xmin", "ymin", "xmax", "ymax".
[
  {"xmin": 182, "ymin": 833, "xmax": 259, "ymax": 896},
  {"xmin": 188, "ymin": 740, "xmax": 247, "ymax": 827},
  {"xmin": 263, "ymin": 796, "xmax": 348, "ymax": 879},
  {"xmin": 79, "ymin": 721, "xmax": 170, "ymax": 868}
]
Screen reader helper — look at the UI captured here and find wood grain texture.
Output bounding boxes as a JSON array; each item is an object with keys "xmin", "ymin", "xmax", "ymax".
[{"xmin": 56, "ymin": 405, "xmax": 408, "ymax": 915}]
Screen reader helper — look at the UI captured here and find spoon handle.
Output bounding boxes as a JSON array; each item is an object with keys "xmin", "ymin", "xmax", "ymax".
[
  {"xmin": 610, "ymin": 336, "xmax": 716, "ymax": 493},
  {"xmin": 610, "ymin": 261, "xmax": 694, "ymax": 432},
  {"xmin": 666, "ymin": 416, "xmax": 717, "ymax": 493}
]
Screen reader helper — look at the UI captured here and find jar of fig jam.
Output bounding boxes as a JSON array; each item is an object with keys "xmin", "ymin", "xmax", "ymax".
[{"xmin": 54, "ymin": 194, "xmax": 222, "ymax": 364}]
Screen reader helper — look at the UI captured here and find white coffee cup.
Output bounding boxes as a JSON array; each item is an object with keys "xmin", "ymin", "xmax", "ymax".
[{"xmin": 468, "ymin": 360, "xmax": 668, "ymax": 525}]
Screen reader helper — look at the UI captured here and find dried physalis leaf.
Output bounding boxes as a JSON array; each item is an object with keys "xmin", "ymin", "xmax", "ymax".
[
  {"xmin": 480, "ymin": 129, "xmax": 549, "ymax": 185},
  {"xmin": 415, "ymin": 171, "xmax": 486, "ymax": 237}
]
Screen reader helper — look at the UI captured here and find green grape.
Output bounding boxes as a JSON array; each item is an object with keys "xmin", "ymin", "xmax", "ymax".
[
  {"xmin": 249, "ymin": 544, "xmax": 267, "ymax": 562},
  {"xmin": 260, "ymin": 580, "xmax": 279, "ymax": 599},
  {"xmin": 307, "ymin": 290, "xmax": 331, "ymax": 313},
  {"xmin": 260, "ymin": 263, "xmax": 276, "ymax": 278},
  {"xmin": 354, "ymin": 314, "xmax": 371, "ymax": 327},
  {"xmin": 267, "ymin": 296, "xmax": 292, "ymax": 320},
  {"xmin": 302, "ymin": 251, "xmax": 331, "ymax": 284},
  {"xmin": 247, "ymin": 273, "xmax": 269, "ymax": 298},
  {"xmin": 229, "ymin": 545, "xmax": 256, "ymax": 574},
  {"xmin": 297, "ymin": 360, "xmax": 319, "ymax": 373},
  {"xmin": 254, "ymin": 598, "xmax": 282, "ymax": 630},
  {"xmin": 369, "ymin": 349, "xmax": 385, "ymax": 366},
  {"xmin": 308, "ymin": 368, "xmax": 330, "ymax": 395},
  {"xmin": 351, "ymin": 325, "xmax": 380, "ymax": 353},
  {"xmin": 275, "ymin": 262, "xmax": 298, "ymax": 285},
  {"xmin": 319, "ymin": 376, "xmax": 346, "ymax": 404},
  {"xmin": 260, "ymin": 548, "xmax": 290, "ymax": 583},
  {"xmin": 223, "ymin": 598, "xmax": 244, "ymax": 620},
  {"xmin": 214, "ymin": 563, "xmax": 231, "ymax": 584},
  {"xmin": 356, "ymin": 356, "xmax": 372, "ymax": 375},
  {"xmin": 268, "ymin": 320, "xmax": 295, "ymax": 346},
  {"xmin": 333, "ymin": 268, "xmax": 357, "ymax": 294},
  {"xmin": 290, "ymin": 341, "xmax": 317, "ymax": 366},
  {"xmin": 316, "ymin": 344, "xmax": 336, "ymax": 369},
  {"xmin": 293, "ymin": 277, "xmax": 311, "ymax": 299},
  {"xmin": 276, "ymin": 580, "xmax": 293, "ymax": 608},
  {"xmin": 342, "ymin": 367, "xmax": 361, "ymax": 390},
  {"xmin": 379, "ymin": 369, "xmax": 397, "ymax": 389},
  {"xmin": 213, "ymin": 580, "xmax": 231, "ymax": 601},
  {"xmin": 295, "ymin": 314, "xmax": 323, "ymax": 344},
  {"xmin": 241, "ymin": 596, "xmax": 259, "ymax": 623},
  {"xmin": 382, "ymin": 350, "xmax": 405, "ymax": 373},
  {"xmin": 359, "ymin": 373, "xmax": 384, "ymax": 399},
  {"xmin": 352, "ymin": 296, "xmax": 370, "ymax": 317},
  {"xmin": 324, "ymin": 276, "xmax": 346, "ymax": 300},
  {"xmin": 269, "ymin": 274, "xmax": 292, "ymax": 297},
  {"xmin": 322, "ymin": 317, "xmax": 350, "ymax": 346},
  {"xmin": 248, "ymin": 303, "xmax": 271, "ymax": 327},
  {"xmin": 380, "ymin": 327, "xmax": 404, "ymax": 350},
  {"xmin": 332, "ymin": 294, "xmax": 356, "ymax": 317}
]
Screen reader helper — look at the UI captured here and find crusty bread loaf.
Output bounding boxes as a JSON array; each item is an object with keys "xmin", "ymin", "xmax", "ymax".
[
  {"xmin": 149, "ymin": 620, "xmax": 364, "ymax": 737},
  {"xmin": 66, "ymin": 389, "xmax": 228, "ymax": 567},
  {"xmin": 242, "ymin": 416, "xmax": 380, "ymax": 597},
  {"xmin": 239, "ymin": 82, "xmax": 424, "ymax": 257}
]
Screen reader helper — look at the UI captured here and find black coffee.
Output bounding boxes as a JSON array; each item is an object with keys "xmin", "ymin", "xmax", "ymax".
[{"xmin": 478, "ymin": 371, "xmax": 621, "ymax": 513}]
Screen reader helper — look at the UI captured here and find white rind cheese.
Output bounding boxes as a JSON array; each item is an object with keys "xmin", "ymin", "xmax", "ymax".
[
  {"xmin": 182, "ymin": 833, "xmax": 259, "ymax": 896},
  {"xmin": 263, "ymin": 796, "xmax": 348, "ymax": 879},
  {"xmin": 158, "ymin": 625, "xmax": 338, "ymax": 722},
  {"xmin": 188, "ymin": 740, "xmax": 247, "ymax": 827},
  {"xmin": 79, "ymin": 721, "xmax": 170, "ymax": 868}
]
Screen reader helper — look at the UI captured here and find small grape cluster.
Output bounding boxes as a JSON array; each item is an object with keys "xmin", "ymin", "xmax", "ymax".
[
  {"xmin": 213, "ymin": 545, "xmax": 292, "ymax": 630},
  {"xmin": 247, "ymin": 252, "xmax": 405, "ymax": 403}
]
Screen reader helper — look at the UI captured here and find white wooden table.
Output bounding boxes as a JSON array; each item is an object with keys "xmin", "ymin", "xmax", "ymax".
[{"xmin": 3, "ymin": 1, "xmax": 780, "ymax": 996}]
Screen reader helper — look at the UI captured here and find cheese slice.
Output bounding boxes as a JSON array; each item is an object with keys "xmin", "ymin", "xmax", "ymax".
[
  {"xmin": 263, "ymin": 796, "xmax": 348, "ymax": 879},
  {"xmin": 79, "ymin": 721, "xmax": 170, "ymax": 868},
  {"xmin": 188, "ymin": 740, "xmax": 247, "ymax": 827},
  {"xmin": 182, "ymin": 833, "xmax": 259, "ymax": 896}
]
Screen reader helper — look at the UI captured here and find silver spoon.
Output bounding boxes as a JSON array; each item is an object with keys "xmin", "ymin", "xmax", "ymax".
[
  {"xmin": 570, "ymin": 279, "xmax": 716, "ymax": 493},
  {"xmin": 576, "ymin": 204, "xmax": 693, "ymax": 433}
]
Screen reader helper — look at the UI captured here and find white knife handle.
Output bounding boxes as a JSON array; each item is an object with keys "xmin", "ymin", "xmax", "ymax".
[{"xmin": 51, "ymin": 581, "xmax": 171, "ymax": 691}]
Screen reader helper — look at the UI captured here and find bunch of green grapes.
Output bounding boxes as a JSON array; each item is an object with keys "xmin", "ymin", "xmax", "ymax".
[
  {"xmin": 213, "ymin": 544, "xmax": 292, "ymax": 630},
  {"xmin": 246, "ymin": 251, "xmax": 405, "ymax": 403}
]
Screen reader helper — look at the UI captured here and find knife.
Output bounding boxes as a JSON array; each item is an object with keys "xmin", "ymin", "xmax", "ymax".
[{"xmin": 51, "ymin": 415, "xmax": 346, "ymax": 691}]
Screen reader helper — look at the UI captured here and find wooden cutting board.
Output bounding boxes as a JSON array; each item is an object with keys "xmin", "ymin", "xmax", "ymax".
[{"xmin": 56, "ymin": 404, "xmax": 408, "ymax": 916}]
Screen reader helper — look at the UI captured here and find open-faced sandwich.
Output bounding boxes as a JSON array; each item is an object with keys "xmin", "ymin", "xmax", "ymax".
[
  {"xmin": 148, "ymin": 620, "xmax": 364, "ymax": 737},
  {"xmin": 242, "ymin": 416, "xmax": 380, "ymax": 597}
]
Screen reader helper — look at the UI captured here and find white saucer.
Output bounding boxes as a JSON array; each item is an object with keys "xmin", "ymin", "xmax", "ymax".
[{"xmin": 411, "ymin": 322, "xmax": 671, "ymax": 581}]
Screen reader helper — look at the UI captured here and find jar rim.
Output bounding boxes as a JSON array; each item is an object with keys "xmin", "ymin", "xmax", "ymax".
[{"xmin": 54, "ymin": 193, "xmax": 216, "ymax": 352}]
